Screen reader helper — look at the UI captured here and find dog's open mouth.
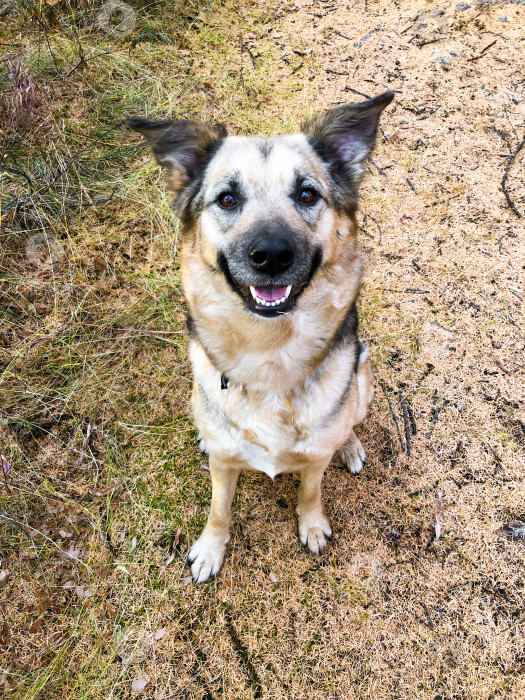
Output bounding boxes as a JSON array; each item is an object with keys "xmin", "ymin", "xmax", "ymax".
[
  {"xmin": 244, "ymin": 284, "xmax": 295, "ymax": 316},
  {"xmin": 218, "ymin": 250, "xmax": 322, "ymax": 319},
  {"xmin": 250, "ymin": 285, "xmax": 291, "ymax": 308}
]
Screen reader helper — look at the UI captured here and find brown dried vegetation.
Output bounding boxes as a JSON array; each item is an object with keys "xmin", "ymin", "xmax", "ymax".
[{"xmin": 0, "ymin": 0, "xmax": 524, "ymax": 698}]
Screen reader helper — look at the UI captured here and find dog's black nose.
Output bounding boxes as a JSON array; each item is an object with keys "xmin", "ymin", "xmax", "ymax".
[{"xmin": 249, "ymin": 237, "xmax": 294, "ymax": 275}]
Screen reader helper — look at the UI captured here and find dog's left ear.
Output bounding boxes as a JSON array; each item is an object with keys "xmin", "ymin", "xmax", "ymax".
[
  {"xmin": 126, "ymin": 117, "xmax": 227, "ymax": 204},
  {"xmin": 302, "ymin": 91, "xmax": 394, "ymax": 207}
]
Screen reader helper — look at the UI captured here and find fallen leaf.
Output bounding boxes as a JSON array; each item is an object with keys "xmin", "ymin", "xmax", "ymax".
[
  {"xmin": 269, "ymin": 571, "xmax": 278, "ymax": 583},
  {"xmin": 78, "ymin": 422, "xmax": 92, "ymax": 466},
  {"xmin": 130, "ymin": 536, "xmax": 137, "ymax": 552},
  {"xmin": 201, "ymin": 463, "xmax": 210, "ymax": 471},
  {"xmin": 59, "ymin": 530, "xmax": 72, "ymax": 538},
  {"xmin": 75, "ymin": 585, "xmax": 85, "ymax": 598},
  {"xmin": 131, "ymin": 676, "xmax": 150, "ymax": 694},
  {"xmin": 182, "ymin": 575, "xmax": 193, "ymax": 586},
  {"xmin": 492, "ymin": 356, "xmax": 511, "ymax": 374},
  {"xmin": 94, "ymin": 565, "xmax": 111, "ymax": 579},
  {"xmin": 93, "ymin": 256, "xmax": 107, "ymax": 274},
  {"xmin": 495, "ymin": 522, "xmax": 525, "ymax": 541},
  {"xmin": 154, "ymin": 627, "xmax": 166, "ymax": 641},
  {"xmin": 1, "ymin": 454, "xmax": 10, "ymax": 476},
  {"xmin": 435, "ymin": 491, "xmax": 443, "ymax": 541},
  {"xmin": 0, "ymin": 569, "xmax": 10, "ymax": 586},
  {"xmin": 65, "ymin": 544, "xmax": 81, "ymax": 559},
  {"xmin": 62, "ymin": 579, "xmax": 75, "ymax": 589},
  {"xmin": 94, "ymin": 481, "xmax": 117, "ymax": 497},
  {"xmin": 1, "ymin": 454, "xmax": 11, "ymax": 493},
  {"xmin": 29, "ymin": 619, "xmax": 44, "ymax": 633}
]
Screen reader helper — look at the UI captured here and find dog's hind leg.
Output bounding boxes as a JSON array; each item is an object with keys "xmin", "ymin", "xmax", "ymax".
[
  {"xmin": 338, "ymin": 430, "xmax": 366, "ymax": 474},
  {"xmin": 296, "ymin": 462, "xmax": 332, "ymax": 555},
  {"xmin": 338, "ymin": 345, "xmax": 374, "ymax": 475},
  {"xmin": 187, "ymin": 456, "xmax": 241, "ymax": 583}
]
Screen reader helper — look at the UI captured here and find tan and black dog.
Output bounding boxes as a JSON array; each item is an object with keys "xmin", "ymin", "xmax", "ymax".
[{"xmin": 127, "ymin": 91, "xmax": 393, "ymax": 582}]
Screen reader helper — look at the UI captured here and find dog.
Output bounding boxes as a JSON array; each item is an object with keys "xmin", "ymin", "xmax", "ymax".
[{"xmin": 127, "ymin": 91, "xmax": 393, "ymax": 582}]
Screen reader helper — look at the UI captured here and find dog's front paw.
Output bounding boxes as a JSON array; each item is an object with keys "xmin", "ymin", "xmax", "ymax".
[
  {"xmin": 187, "ymin": 533, "xmax": 227, "ymax": 583},
  {"xmin": 298, "ymin": 512, "xmax": 332, "ymax": 555},
  {"xmin": 197, "ymin": 433, "xmax": 208, "ymax": 455},
  {"xmin": 338, "ymin": 437, "xmax": 366, "ymax": 475}
]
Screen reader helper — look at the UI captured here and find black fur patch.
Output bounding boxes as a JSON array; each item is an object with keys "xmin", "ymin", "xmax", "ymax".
[
  {"xmin": 186, "ymin": 311, "xmax": 197, "ymax": 338},
  {"xmin": 125, "ymin": 117, "xmax": 227, "ymax": 232},
  {"xmin": 328, "ymin": 301, "xmax": 359, "ymax": 353}
]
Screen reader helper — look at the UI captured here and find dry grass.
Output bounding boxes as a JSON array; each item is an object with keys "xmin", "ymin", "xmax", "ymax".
[{"xmin": 1, "ymin": 0, "xmax": 524, "ymax": 697}]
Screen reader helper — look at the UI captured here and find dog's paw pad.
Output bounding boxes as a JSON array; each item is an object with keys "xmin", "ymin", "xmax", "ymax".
[
  {"xmin": 187, "ymin": 535, "xmax": 226, "ymax": 583},
  {"xmin": 299, "ymin": 515, "xmax": 332, "ymax": 555},
  {"xmin": 339, "ymin": 438, "xmax": 366, "ymax": 475}
]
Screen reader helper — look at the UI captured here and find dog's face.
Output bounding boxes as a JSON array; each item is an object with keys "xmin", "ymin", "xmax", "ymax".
[{"xmin": 127, "ymin": 92, "xmax": 393, "ymax": 319}]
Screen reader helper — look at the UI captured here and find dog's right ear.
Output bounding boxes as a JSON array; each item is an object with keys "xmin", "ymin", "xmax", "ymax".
[
  {"xmin": 126, "ymin": 118, "xmax": 227, "ymax": 198},
  {"xmin": 302, "ymin": 91, "xmax": 394, "ymax": 211}
]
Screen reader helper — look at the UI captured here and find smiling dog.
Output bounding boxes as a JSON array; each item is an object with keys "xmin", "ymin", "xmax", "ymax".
[{"xmin": 127, "ymin": 91, "xmax": 393, "ymax": 582}]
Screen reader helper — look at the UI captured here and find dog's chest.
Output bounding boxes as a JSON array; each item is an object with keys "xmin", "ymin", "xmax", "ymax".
[{"xmin": 191, "ymin": 342, "xmax": 356, "ymax": 477}]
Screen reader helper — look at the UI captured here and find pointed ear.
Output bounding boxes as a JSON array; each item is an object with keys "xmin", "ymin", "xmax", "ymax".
[
  {"xmin": 126, "ymin": 117, "xmax": 227, "ymax": 200},
  {"xmin": 302, "ymin": 91, "xmax": 394, "ymax": 209}
]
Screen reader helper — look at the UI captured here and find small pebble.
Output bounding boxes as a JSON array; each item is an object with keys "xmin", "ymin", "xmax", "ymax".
[
  {"xmin": 456, "ymin": 3, "xmax": 470, "ymax": 10},
  {"xmin": 497, "ymin": 15, "xmax": 508, "ymax": 22}
]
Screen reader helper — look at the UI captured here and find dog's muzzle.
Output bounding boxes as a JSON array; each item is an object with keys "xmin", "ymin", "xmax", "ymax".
[{"xmin": 217, "ymin": 222, "xmax": 322, "ymax": 318}]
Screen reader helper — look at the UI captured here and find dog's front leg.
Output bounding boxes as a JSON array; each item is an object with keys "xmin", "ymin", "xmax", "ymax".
[
  {"xmin": 296, "ymin": 462, "xmax": 332, "ymax": 555},
  {"xmin": 188, "ymin": 456, "xmax": 240, "ymax": 583}
]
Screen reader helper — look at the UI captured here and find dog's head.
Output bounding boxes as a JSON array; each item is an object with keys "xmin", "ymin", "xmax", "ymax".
[{"xmin": 127, "ymin": 92, "xmax": 393, "ymax": 319}]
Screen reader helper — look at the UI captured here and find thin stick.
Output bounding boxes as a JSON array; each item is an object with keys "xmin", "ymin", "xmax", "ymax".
[
  {"xmin": 502, "ymin": 138, "xmax": 524, "ymax": 218},
  {"xmin": 378, "ymin": 380, "xmax": 404, "ymax": 452},
  {"xmin": 400, "ymin": 395, "xmax": 412, "ymax": 457}
]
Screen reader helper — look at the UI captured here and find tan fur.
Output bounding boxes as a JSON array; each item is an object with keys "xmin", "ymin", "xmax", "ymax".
[
  {"xmin": 182, "ymin": 136, "xmax": 375, "ymax": 581},
  {"xmin": 128, "ymin": 105, "xmax": 394, "ymax": 582}
]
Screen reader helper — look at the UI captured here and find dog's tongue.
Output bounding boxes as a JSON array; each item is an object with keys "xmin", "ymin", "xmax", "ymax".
[{"xmin": 254, "ymin": 285, "xmax": 288, "ymax": 302}]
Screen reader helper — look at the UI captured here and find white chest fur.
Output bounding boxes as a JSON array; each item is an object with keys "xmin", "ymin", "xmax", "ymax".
[{"xmin": 190, "ymin": 340, "xmax": 363, "ymax": 478}]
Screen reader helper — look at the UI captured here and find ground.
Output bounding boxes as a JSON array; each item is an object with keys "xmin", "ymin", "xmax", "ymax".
[{"xmin": 0, "ymin": 0, "xmax": 524, "ymax": 698}]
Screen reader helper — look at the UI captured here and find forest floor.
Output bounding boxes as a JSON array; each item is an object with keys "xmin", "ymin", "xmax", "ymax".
[{"xmin": 0, "ymin": 0, "xmax": 524, "ymax": 697}]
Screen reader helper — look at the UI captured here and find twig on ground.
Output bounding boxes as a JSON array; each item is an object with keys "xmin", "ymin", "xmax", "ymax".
[
  {"xmin": 368, "ymin": 157, "xmax": 385, "ymax": 175},
  {"xmin": 406, "ymin": 177, "xmax": 417, "ymax": 194},
  {"xmin": 344, "ymin": 85, "xmax": 371, "ymax": 99},
  {"xmin": 364, "ymin": 213, "xmax": 383, "ymax": 244},
  {"xmin": 416, "ymin": 38, "xmax": 443, "ymax": 48},
  {"xmin": 378, "ymin": 380, "xmax": 404, "ymax": 452},
  {"xmin": 501, "ymin": 137, "xmax": 525, "ymax": 218},
  {"xmin": 426, "ymin": 397, "xmax": 450, "ymax": 439},
  {"xmin": 406, "ymin": 402, "xmax": 417, "ymax": 435},
  {"xmin": 468, "ymin": 39, "xmax": 497, "ymax": 61},
  {"xmin": 400, "ymin": 395, "xmax": 412, "ymax": 457}
]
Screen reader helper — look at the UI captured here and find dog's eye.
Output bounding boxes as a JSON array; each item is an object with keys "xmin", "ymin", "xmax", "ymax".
[
  {"xmin": 298, "ymin": 189, "xmax": 317, "ymax": 205},
  {"xmin": 218, "ymin": 192, "xmax": 237, "ymax": 208}
]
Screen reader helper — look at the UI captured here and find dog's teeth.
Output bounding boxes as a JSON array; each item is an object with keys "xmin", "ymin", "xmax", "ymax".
[
  {"xmin": 250, "ymin": 286, "xmax": 257, "ymax": 300},
  {"xmin": 285, "ymin": 285, "xmax": 292, "ymax": 299}
]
